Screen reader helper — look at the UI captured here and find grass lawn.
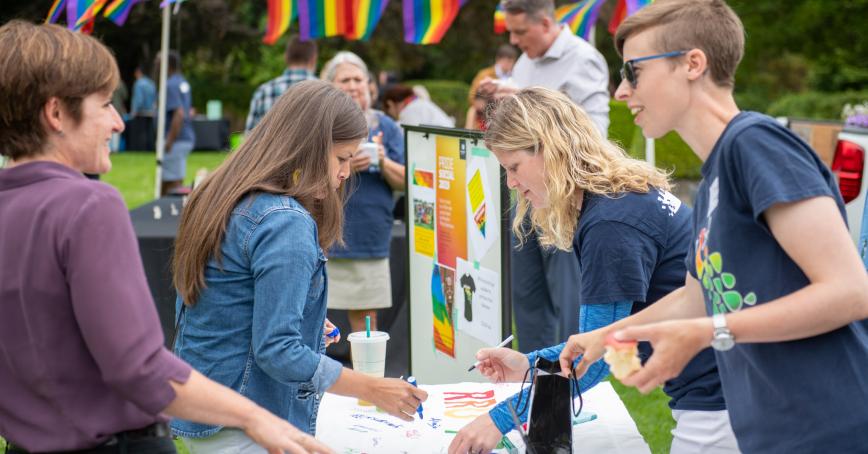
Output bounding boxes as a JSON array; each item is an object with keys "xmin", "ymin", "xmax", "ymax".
[
  {"xmin": 101, "ymin": 151, "xmax": 230, "ymax": 209},
  {"xmin": 2, "ymin": 151, "xmax": 674, "ymax": 453}
]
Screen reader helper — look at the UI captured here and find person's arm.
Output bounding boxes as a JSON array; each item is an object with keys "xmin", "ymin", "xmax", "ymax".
[
  {"xmin": 245, "ymin": 87, "xmax": 264, "ymax": 133},
  {"xmin": 488, "ymin": 300, "xmax": 633, "ymax": 433},
  {"xmin": 465, "ymin": 107, "xmax": 478, "ymax": 130},
  {"xmin": 249, "ymin": 209, "xmax": 343, "ymax": 391},
  {"xmin": 165, "ymin": 108, "xmax": 184, "ymax": 151},
  {"xmin": 376, "ymin": 120, "xmax": 405, "ymax": 190},
  {"xmin": 617, "ymin": 197, "xmax": 868, "ymax": 394},
  {"xmin": 165, "ymin": 370, "xmax": 334, "ymax": 454}
]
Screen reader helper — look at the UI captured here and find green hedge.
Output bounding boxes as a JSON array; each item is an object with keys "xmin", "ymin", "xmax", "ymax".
[
  {"xmin": 766, "ymin": 90, "xmax": 868, "ymax": 120},
  {"xmin": 608, "ymin": 101, "xmax": 702, "ymax": 180},
  {"xmin": 404, "ymin": 79, "xmax": 471, "ymax": 127}
]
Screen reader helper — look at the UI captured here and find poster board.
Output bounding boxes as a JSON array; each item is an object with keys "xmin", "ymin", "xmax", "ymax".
[{"xmin": 405, "ymin": 126, "xmax": 511, "ymax": 384}]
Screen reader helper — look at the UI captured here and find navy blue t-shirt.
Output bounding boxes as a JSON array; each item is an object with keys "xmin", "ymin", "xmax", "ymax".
[
  {"xmin": 331, "ymin": 111, "xmax": 404, "ymax": 259},
  {"xmin": 687, "ymin": 111, "xmax": 868, "ymax": 453},
  {"xmin": 575, "ymin": 190, "xmax": 724, "ymax": 411}
]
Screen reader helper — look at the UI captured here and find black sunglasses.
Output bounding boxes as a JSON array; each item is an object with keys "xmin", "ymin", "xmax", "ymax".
[{"xmin": 620, "ymin": 50, "xmax": 689, "ymax": 88}]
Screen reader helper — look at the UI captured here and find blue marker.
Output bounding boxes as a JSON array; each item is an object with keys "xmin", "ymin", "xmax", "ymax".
[
  {"xmin": 326, "ymin": 326, "xmax": 340, "ymax": 338},
  {"xmin": 407, "ymin": 376, "xmax": 423, "ymax": 420}
]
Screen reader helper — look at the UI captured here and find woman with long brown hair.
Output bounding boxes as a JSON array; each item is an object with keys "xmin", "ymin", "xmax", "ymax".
[{"xmin": 170, "ymin": 80, "xmax": 425, "ymax": 452}]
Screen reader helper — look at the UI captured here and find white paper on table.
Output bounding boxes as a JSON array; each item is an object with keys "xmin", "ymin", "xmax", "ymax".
[
  {"xmin": 455, "ymin": 258, "xmax": 501, "ymax": 347},
  {"xmin": 315, "ymin": 381, "xmax": 650, "ymax": 454}
]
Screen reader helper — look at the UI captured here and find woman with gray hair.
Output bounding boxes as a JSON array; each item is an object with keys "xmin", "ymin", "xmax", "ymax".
[{"xmin": 320, "ymin": 51, "xmax": 405, "ymax": 334}]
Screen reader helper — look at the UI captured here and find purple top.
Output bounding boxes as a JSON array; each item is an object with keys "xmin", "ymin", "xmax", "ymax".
[{"xmin": 0, "ymin": 162, "xmax": 191, "ymax": 451}]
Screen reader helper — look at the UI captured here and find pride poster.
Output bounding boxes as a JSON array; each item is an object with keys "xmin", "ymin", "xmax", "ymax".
[
  {"xmin": 435, "ymin": 136, "xmax": 467, "ymax": 269},
  {"xmin": 432, "ymin": 263, "xmax": 455, "ymax": 357}
]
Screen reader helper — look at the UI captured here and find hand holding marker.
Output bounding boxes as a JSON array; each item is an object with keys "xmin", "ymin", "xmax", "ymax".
[
  {"xmin": 468, "ymin": 334, "xmax": 515, "ymax": 372},
  {"xmin": 407, "ymin": 376, "xmax": 424, "ymax": 419}
]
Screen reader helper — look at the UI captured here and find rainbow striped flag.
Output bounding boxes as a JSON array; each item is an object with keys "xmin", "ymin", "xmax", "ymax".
[
  {"xmin": 345, "ymin": 0, "xmax": 390, "ymax": 41},
  {"xmin": 72, "ymin": 0, "xmax": 108, "ymax": 31},
  {"xmin": 493, "ymin": 2, "xmax": 505, "ymax": 35},
  {"xmin": 263, "ymin": 0, "xmax": 297, "ymax": 44},
  {"xmin": 103, "ymin": 0, "xmax": 140, "ymax": 26},
  {"xmin": 555, "ymin": 0, "xmax": 605, "ymax": 41},
  {"xmin": 608, "ymin": 0, "xmax": 653, "ymax": 34},
  {"xmin": 403, "ymin": 0, "xmax": 462, "ymax": 45},
  {"xmin": 297, "ymin": 0, "xmax": 351, "ymax": 40},
  {"xmin": 45, "ymin": 0, "xmax": 67, "ymax": 24}
]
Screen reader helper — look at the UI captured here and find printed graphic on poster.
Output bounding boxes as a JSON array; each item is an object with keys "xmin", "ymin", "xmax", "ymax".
[
  {"xmin": 432, "ymin": 263, "xmax": 456, "ymax": 357},
  {"xmin": 436, "ymin": 136, "xmax": 467, "ymax": 269},
  {"xmin": 465, "ymin": 157, "xmax": 498, "ymax": 260},
  {"xmin": 456, "ymin": 258, "xmax": 501, "ymax": 346},
  {"xmin": 411, "ymin": 167, "xmax": 436, "ymax": 258}
]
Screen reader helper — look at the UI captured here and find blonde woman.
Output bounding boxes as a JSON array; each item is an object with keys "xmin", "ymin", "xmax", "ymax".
[{"xmin": 448, "ymin": 87, "xmax": 736, "ymax": 454}]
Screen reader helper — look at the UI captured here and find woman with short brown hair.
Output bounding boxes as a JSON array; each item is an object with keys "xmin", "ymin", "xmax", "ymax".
[{"xmin": 0, "ymin": 20, "xmax": 330, "ymax": 454}]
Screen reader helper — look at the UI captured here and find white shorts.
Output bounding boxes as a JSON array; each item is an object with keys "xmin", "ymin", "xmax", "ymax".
[
  {"xmin": 181, "ymin": 428, "xmax": 267, "ymax": 454},
  {"xmin": 670, "ymin": 409, "xmax": 741, "ymax": 454},
  {"xmin": 326, "ymin": 258, "xmax": 392, "ymax": 310}
]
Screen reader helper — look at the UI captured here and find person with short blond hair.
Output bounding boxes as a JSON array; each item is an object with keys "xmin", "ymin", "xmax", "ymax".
[
  {"xmin": 448, "ymin": 87, "xmax": 735, "ymax": 454},
  {"xmin": 561, "ymin": 1, "xmax": 868, "ymax": 452},
  {"xmin": 0, "ymin": 20, "xmax": 332, "ymax": 454}
]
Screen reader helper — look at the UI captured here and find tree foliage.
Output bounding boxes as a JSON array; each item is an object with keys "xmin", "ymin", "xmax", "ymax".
[{"xmin": 3, "ymin": 0, "xmax": 866, "ymax": 122}]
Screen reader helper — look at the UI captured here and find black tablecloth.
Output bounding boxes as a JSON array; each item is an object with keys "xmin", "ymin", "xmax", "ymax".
[
  {"xmin": 129, "ymin": 197, "xmax": 409, "ymax": 377},
  {"xmin": 192, "ymin": 118, "xmax": 230, "ymax": 151},
  {"xmin": 122, "ymin": 117, "xmax": 230, "ymax": 152}
]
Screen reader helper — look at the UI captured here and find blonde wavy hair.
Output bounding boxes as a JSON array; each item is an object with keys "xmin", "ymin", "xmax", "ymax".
[{"xmin": 484, "ymin": 87, "xmax": 671, "ymax": 251}]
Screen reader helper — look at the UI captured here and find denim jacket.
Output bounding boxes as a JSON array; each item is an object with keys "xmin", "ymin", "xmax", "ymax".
[{"xmin": 171, "ymin": 193, "xmax": 343, "ymax": 437}]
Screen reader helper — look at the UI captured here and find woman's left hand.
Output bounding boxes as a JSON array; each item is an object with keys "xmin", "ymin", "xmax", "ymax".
[
  {"xmin": 447, "ymin": 414, "xmax": 502, "ymax": 454},
  {"xmin": 323, "ymin": 319, "xmax": 340, "ymax": 347}
]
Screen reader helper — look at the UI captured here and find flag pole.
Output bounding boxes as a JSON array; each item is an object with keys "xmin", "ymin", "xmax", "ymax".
[{"xmin": 154, "ymin": 3, "xmax": 171, "ymax": 199}]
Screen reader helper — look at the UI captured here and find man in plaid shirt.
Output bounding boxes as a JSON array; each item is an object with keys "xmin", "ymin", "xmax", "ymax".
[{"xmin": 245, "ymin": 36, "xmax": 318, "ymax": 133}]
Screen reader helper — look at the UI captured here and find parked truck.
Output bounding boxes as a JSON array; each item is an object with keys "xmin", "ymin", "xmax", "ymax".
[{"xmin": 833, "ymin": 127, "xmax": 868, "ymax": 253}]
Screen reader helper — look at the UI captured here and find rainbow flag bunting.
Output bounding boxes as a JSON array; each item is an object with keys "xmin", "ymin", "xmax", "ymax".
[
  {"xmin": 555, "ymin": 0, "xmax": 605, "ymax": 41},
  {"xmin": 297, "ymin": 0, "xmax": 351, "ymax": 40},
  {"xmin": 345, "ymin": 0, "xmax": 390, "ymax": 41},
  {"xmin": 263, "ymin": 0, "xmax": 297, "ymax": 44},
  {"xmin": 103, "ymin": 0, "xmax": 140, "ymax": 26},
  {"xmin": 74, "ymin": 0, "xmax": 108, "ymax": 31},
  {"xmin": 403, "ymin": 0, "xmax": 462, "ymax": 45},
  {"xmin": 45, "ymin": 0, "xmax": 67, "ymax": 24},
  {"xmin": 609, "ymin": 0, "xmax": 653, "ymax": 34},
  {"xmin": 493, "ymin": 3, "xmax": 505, "ymax": 35}
]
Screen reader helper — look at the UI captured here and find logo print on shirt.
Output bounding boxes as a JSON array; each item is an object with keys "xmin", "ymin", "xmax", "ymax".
[
  {"xmin": 657, "ymin": 190, "xmax": 682, "ymax": 217},
  {"xmin": 695, "ymin": 225, "xmax": 758, "ymax": 314}
]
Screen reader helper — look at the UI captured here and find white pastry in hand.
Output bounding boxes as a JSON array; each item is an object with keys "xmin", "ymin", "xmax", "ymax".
[{"xmin": 603, "ymin": 332, "xmax": 641, "ymax": 380}]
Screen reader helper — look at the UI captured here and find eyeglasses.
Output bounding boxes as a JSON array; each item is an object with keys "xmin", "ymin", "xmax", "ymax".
[{"xmin": 620, "ymin": 50, "xmax": 688, "ymax": 88}]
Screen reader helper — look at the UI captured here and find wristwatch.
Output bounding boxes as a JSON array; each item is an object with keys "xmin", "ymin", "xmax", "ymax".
[{"xmin": 711, "ymin": 313, "xmax": 735, "ymax": 351}]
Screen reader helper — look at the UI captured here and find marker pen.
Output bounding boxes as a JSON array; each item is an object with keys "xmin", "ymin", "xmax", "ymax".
[{"xmin": 407, "ymin": 376, "xmax": 423, "ymax": 420}]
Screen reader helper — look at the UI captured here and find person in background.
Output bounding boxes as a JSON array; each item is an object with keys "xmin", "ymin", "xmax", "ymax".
[
  {"xmin": 320, "ymin": 51, "xmax": 405, "ymax": 334},
  {"xmin": 382, "ymin": 84, "xmax": 455, "ymax": 128},
  {"xmin": 0, "ymin": 20, "xmax": 331, "ymax": 454},
  {"xmin": 467, "ymin": 44, "xmax": 518, "ymax": 109},
  {"xmin": 245, "ymin": 36, "xmax": 318, "ymax": 133},
  {"xmin": 449, "ymin": 87, "xmax": 735, "ymax": 454},
  {"xmin": 131, "ymin": 63, "xmax": 157, "ymax": 118},
  {"xmin": 368, "ymin": 71, "xmax": 382, "ymax": 110},
  {"xmin": 562, "ymin": 1, "xmax": 868, "ymax": 452},
  {"xmin": 170, "ymin": 81, "xmax": 425, "ymax": 452},
  {"xmin": 481, "ymin": 0, "xmax": 612, "ymax": 353},
  {"xmin": 157, "ymin": 50, "xmax": 195, "ymax": 196}
]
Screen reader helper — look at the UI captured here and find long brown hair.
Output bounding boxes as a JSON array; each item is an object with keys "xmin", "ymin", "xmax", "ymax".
[{"xmin": 173, "ymin": 80, "xmax": 367, "ymax": 306}]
